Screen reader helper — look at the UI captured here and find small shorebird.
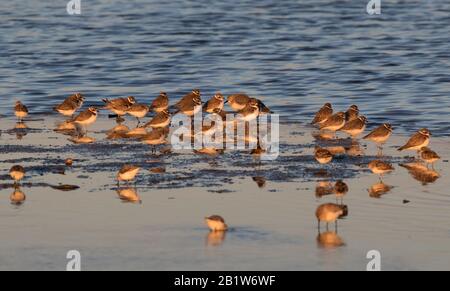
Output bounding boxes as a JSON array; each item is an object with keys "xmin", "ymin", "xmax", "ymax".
[
  {"xmin": 74, "ymin": 107, "xmax": 98, "ymax": 135},
  {"xmin": 203, "ymin": 93, "xmax": 225, "ymax": 113},
  {"xmin": 127, "ymin": 103, "xmax": 150, "ymax": 124},
  {"xmin": 316, "ymin": 203, "xmax": 347, "ymax": 231},
  {"xmin": 398, "ymin": 128, "xmax": 431, "ymax": 153},
  {"xmin": 319, "ymin": 112, "xmax": 346, "ymax": 135},
  {"xmin": 312, "ymin": 103, "xmax": 333, "ymax": 125},
  {"xmin": 363, "ymin": 123, "xmax": 393, "ymax": 155},
  {"xmin": 315, "ymin": 146, "xmax": 333, "ymax": 164},
  {"xmin": 144, "ymin": 109, "xmax": 171, "ymax": 129},
  {"xmin": 54, "ymin": 93, "xmax": 84, "ymax": 117},
  {"xmin": 205, "ymin": 215, "xmax": 228, "ymax": 232},
  {"xmin": 10, "ymin": 165, "xmax": 25, "ymax": 184},
  {"xmin": 117, "ymin": 165, "xmax": 141, "ymax": 185},
  {"xmin": 334, "ymin": 180, "xmax": 348, "ymax": 204},
  {"xmin": 368, "ymin": 160, "xmax": 394, "ymax": 180},
  {"xmin": 150, "ymin": 92, "xmax": 169, "ymax": 113},
  {"xmin": 175, "ymin": 89, "xmax": 202, "ymax": 116},
  {"xmin": 102, "ymin": 96, "xmax": 136, "ymax": 120},
  {"xmin": 237, "ymin": 98, "xmax": 260, "ymax": 121},
  {"xmin": 345, "ymin": 105, "xmax": 359, "ymax": 122},
  {"xmin": 227, "ymin": 94, "xmax": 250, "ymax": 111},
  {"xmin": 10, "ymin": 188, "xmax": 26, "ymax": 206},
  {"xmin": 420, "ymin": 147, "xmax": 440, "ymax": 169},
  {"xmin": 141, "ymin": 128, "xmax": 168, "ymax": 153},
  {"xmin": 14, "ymin": 101, "xmax": 28, "ymax": 121},
  {"xmin": 341, "ymin": 116, "xmax": 367, "ymax": 138}
]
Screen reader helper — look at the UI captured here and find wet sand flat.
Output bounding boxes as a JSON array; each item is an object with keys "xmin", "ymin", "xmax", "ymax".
[{"xmin": 0, "ymin": 116, "xmax": 449, "ymax": 271}]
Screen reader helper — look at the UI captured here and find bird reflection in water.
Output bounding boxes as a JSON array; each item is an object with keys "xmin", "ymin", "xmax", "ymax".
[
  {"xmin": 317, "ymin": 231, "xmax": 345, "ymax": 249},
  {"xmin": 9, "ymin": 122, "xmax": 29, "ymax": 140},
  {"xmin": 315, "ymin": 181, "xmax": 334, "ymax": 199},
  {"xmin": 400, "ymin": 163, "xmax": 440, "ymax": 185},
  {"xmin": 206, "ymin": 230, "xmax": 227, "ymax": 247},
  {"xmin": 368, "ymin": 182, "xmax": 393, "ymax": 199},
  {"xmin": 117, "ymin": 188, "xmax": 142, "ymax": 204},
  {"xmin": 253, "ymin": 176, "xmax": 266, "ymax": 188},
  {"xmin": 10, "ymin": 186, "xmax": 26, "ymax": 206}
]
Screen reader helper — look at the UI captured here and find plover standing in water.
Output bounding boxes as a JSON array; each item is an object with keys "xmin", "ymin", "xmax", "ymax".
[
  {"xmin": 237, "ymin": 98, "xmax": 260, "ymax": 122},
  {"xmin": 117, "ymin": 165, "xmax": 141, "ymax": 185},
  {"xmin": 312, "ymin": 103, "xmax": 333, "ymax": 125},
  {"xmin": 341, "ymin": 116, "xmax": 367, "ymax": 138},
  {"xmin": 102, "ymin": 96, "xmax": 135, "ymax": 121},
  {"xmin": 175, "ymin": 89, "xmax": 202, "ymax": 116},
  {"xmin": 150, "ymin": 92, "xmax": 169, "ymax": 113},
  {"xmin": 315, "ymin": 146, "xmax": 334, "ymax": 164},
  {"xmin": 227, "ymin": 94, "xmax": 250, "ymax": 111},
  {"xmin": 345, "ymin": 105, "xmax": 359, "ymax": 122},
  {"xmin": 10, "ymin": 165, "xmax": 25, "ymax": 184},
  {"xmin": 316, "ymin": 203, "xmax": 347, "ymax": 231},
  {"xmin": 144, "ymin": 109, "xmax": 171, "ymax": 129},
  {"xmin": 14, "ymin": 101, "xmax": 28, "ymax": 121},
  {"xmin": 319, "ymin": 112, "xmax": 346, "ymax": 136},
  {"xmin": 127, "ymin": 103, "xmax": 150, "ymax": 125},
  {"xmin": 398, "ymin": 128, "xmax": 431, "ymax": 153},
  {"xmin": 363, "ymin": 123, "xmax": 393, "ymax": 155},
  {"xmin": 368, "ymin": 160, "xmax": 395, "ymax": 181},
  {"xmin": 54, "ymin": 93, "xmax": 84, "ymax": 117},
  {"xmin": 74, "ymin": 107, "xmax": 99, "ymax": 135},
  {"xmin": 420, "ymin": 147, "xmax": 440, "ymax": 169},
  {"xmin": 205, "ymin": 215, "xmax": 228, "ymax": 232},
  {"xmin": 203, "ymin": 93, "xmax": 225, "ymax": 113},
  {"xmin": 334, "ymin": 180, "xmax": 349, "ymax": 204}
]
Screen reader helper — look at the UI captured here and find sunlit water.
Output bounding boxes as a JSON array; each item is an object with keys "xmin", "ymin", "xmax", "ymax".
[
  {"xmin": 1, "ymin": 0, "xmax": 450, "ymax": 271},
  {"xmin": 1, "ymin": 0, "xmax": 450, "ymax": 135}
]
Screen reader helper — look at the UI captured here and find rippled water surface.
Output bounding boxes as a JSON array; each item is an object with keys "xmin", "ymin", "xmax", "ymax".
[{"xmin": 1, "ymin": 0, "xmax": 450, "ymax": 135}]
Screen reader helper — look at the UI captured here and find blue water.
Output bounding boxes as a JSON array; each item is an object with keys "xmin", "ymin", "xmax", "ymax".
[{"xmin": 1, "ymin": 0, "xmax": 450, "ymax": 135}]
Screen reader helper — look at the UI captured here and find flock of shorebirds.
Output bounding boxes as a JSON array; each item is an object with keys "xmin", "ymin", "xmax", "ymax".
[{"xmin": 7, "ymin": 95, "xmax": 443, "ymax": 234}]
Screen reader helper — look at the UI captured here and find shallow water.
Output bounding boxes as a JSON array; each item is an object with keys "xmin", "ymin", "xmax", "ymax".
[
  {"xmin": 0, "ymin": 115, "xmax": 449, "ymax": 270},
  {"xmin": 1, "ymin": 0, "xmax": 450, "ymax": 136},
  {"xmin": 1, "ymin": 0, "xmax": 450, "ymax": 271}
]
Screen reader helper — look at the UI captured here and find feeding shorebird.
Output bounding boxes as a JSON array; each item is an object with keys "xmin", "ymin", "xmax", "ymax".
[
  {"xmin": 54, "ymin": 93, "xmax": 84, "ymax": 117},
  {"xmin": 334, "ymin": 180, "xmax": 348, "ymax": 204},
  {"xmin": 341, "ymin": 116, "xmax": 367, "ymax": 138},
  {"xmin": 316, "ymin": 203, "xmax": 348, "ymax": 231},
  {"xmin": 420, "ymin": 147, "xmax": 440, "ymax": 169},
  {"xmin": 312, "ymin": 103, "xmax": 333, "ymax": 125},
  {"xmin": 203, "ymin": 93, "xmax": 225, "ymax": 113},
  {"xmin": 14, "ymin": 101, "xmax": 28, "ymax": 121},
  {"xmin": 237, "ymin": 98, "xmax": 260, "ymax": 121},
  {"xmin": 9, "ymin": 165, "xmax": 25, "ymax": 184},
  {"xmin": 174, "ymin": 89, "xmax": 202, "ymax": 116},
  {"xmin": 74, "ymin": 107, "xmax": 99, "ymax": 135},
  {"xmin": 319, "ymin": 112, "xmax": 346, "ymax": 134},
  {"xmin": 363, "ymin": 123, "xmax": 393, "ymax": 155},
  {"xmin": 205, "ymin": 215, "xmax": 228, "ymax": 232},
  {"xmin": 102, "ymin": 96, "xmax": 136, "ymax": 121},
  {"xmin": 127, "ymin": 103, "xmax": 150, "ymax": 124},
  {"xmin": 227, "ymin": 94, "xmax": 250, "ymax": 111},
  {"xmin": 150, "ymin": 92, "xmax": 169, "ymax": 113},
  {"xmin": 144, "ymin": 109, "xmax": 171, "ymax": 129},
  {"xmin": 314, "ymin": 146, "xmax": 333, "ymax": 164},
  {"xmin": 368, "ymin": 160, "xmax": 395, "ymax": 180},
  {"xmin": 398, "ymin": 128, "xmax": 431, "ymax": 153},
  {"xmin": 345, "ymin": 105, "xmax": 359, "ymax": 122},
  {"xmin": 117, "ymin": 165, "xmax": 140, "ymax": 185}
]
